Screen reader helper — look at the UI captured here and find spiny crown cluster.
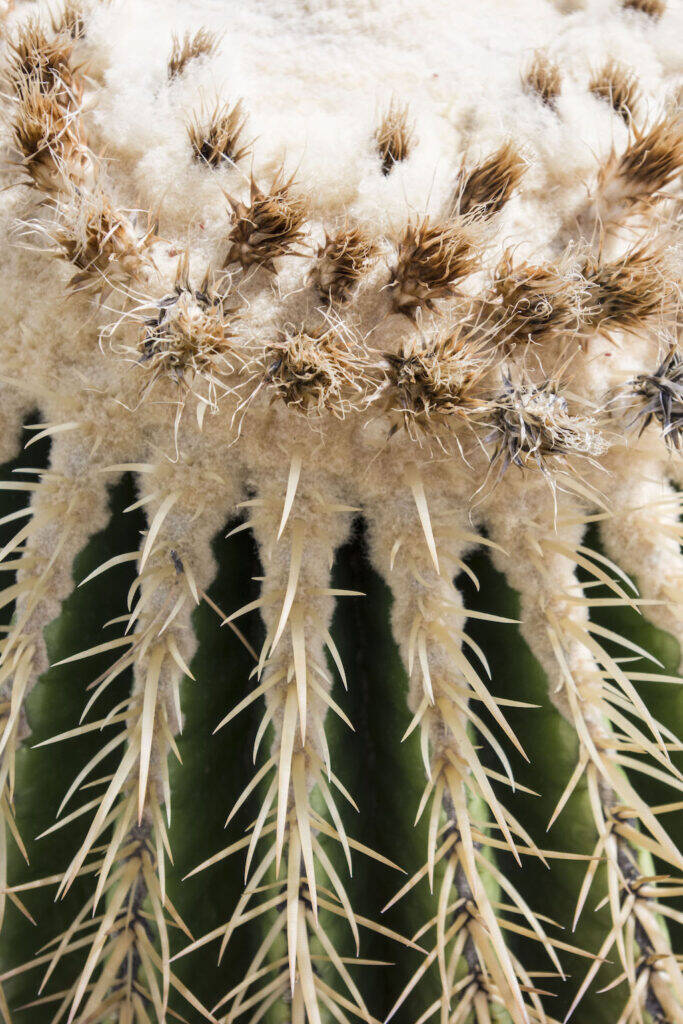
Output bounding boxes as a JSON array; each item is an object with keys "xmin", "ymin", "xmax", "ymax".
[
  {"xmin": 6, "ymin": 6, "xmax": 681, "ymax": 468},
  {"xmin": 590, "ymin": 59, "xmax": 640, "ymax": 123},
  {"xmin": 5, "ymin": 26, "xmax": 680, "ymax": 508},
  {"xmin": 109, "ymin": 227, "xmax": 681, "ymax": 464},
  {"xmin": 375, "ymin": 98, "xmax": 416, "ymax": 174}
]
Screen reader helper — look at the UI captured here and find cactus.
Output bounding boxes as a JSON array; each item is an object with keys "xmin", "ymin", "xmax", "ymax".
[{"xmin": 0, "ymin": 1, "xmax": 681, "ymax": 1023}]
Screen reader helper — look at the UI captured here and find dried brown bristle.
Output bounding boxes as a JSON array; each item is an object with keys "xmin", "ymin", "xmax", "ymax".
[
  {"xmin": 375, "ymin": 99, "xmax": 415, "ymax": 175},
  {"xmin": 224, "ymin": 172, "xmax": 308, "ymax": 273},
  {"xmin": 262, "ymin": 323, "xmax": 365, "ymax": 418},
  {"xmin": 52, "ymin": 184, "xmax": 156, "ymax": 293},
  {"xmin": 168, "ymin": 27, "xmax": 219, "ymax": 80},
  {"xmin": 390, "ymin": 217, "xmax": 480, "ymax": 319},
  {"xmin": 381, "ymin": 327, "xmax": 491, "ymax": 444},
  {"xmin": 12, "ymin": 80, "xmax": 69, "ymax": 161},
  {"xmin": 188, "ymin": 100, "xmax": 250, "ymax": 168},
  {"xmin": 51, "ymin": 0, "xmax": 86, "ymax": 39},
  {"xmin": 310, "ymin": 225, "xmax": 379, "ymax": 304},
  {"xmin": 456, "ymin": 142, "xmax": 526, "ymax": 219},
  {"xmin": 578, "ymin": 113, "xmax": 683, "ymax": 234},
  {"xmin": 7, "ymin": 17, "xmax": 78, "ymax": 98},
  {"xmin": 11, "ymin": 79, "xmax": 86, "ymax": 191},
  {"xmin": 606, "ymin": 114, "xmax": 683, "ymax": 205},
  {"xmin": 621, "ymin": 0, "xmax": 665, "ymax": 19},
  {"xmin": 583, "ymin": 243, "xmax": 676, "ymax": 332},
  {"xmin": 523, "ymin": 51, "xmax": 561, "ymax": 109},
  {"xmin": 590, "ymin": 60, "xmax": 640, "ymax": 123},
  {"xmin": 494, "ymin": 251, "xmax": 584, "ymax": 344}
]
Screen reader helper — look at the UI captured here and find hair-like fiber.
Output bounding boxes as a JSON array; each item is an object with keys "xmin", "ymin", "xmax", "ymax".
[
  {"xmin": 523, "ymin": 51, "xmax": 561, "ymax": 109},
  {"xmin": 389, "ymin": 216, "xmax": 481, "ymax": 318},
  {"xmin": 590, "ymin": 60, "xmax": 640, "ymax": 124},
  {"xmin": 455, "ymin": 141, "xmax": 526, "ymax": 219},
  {"xmin": 188, "ymin": 99, "xmax": 250, "ymax": 168},
  {"xmin": 168, "ymin": 27, "xmax": 220, "ymax": 79},
  {"xmin": 375, "ymin": 99, "xmax": 416, "ymax": 175},
  {"xmin": 310, "ymin": 225, "xmax": 379, "ymax": 304}
]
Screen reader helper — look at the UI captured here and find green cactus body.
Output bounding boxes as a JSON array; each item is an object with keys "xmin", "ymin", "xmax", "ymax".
[{"xmin": 0, "ymin": 1, "xmax": 681, "ymax": 1023}]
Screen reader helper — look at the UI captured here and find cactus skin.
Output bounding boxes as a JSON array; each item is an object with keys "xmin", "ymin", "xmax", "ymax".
[{"xmin": 0, "ymin": 1, "xmax": 681, "ymax": 1023}]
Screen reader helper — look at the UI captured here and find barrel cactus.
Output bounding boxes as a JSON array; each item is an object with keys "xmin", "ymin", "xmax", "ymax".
[{"xmin": 0, "ymin": 0, "xmax": 681, "ymax": 1022}]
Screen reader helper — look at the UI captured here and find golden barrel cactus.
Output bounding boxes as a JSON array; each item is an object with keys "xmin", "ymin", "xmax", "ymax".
[{"xmin": 0, "ymin": 1, "xmax": 680, "ymax": 1022}]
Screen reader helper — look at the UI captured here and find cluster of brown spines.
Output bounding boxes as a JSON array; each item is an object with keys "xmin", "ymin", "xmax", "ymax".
[
  {"xmin": 597, "ymin": 113, "xmax": 683, "ymax": 216},
  {"xmin": 223, "ymin": 172, "xmax": 308, "ymax": 273},
  {"xmin": 523, "ymin": 51, "xmax": 561, "ymax": 109},
  {"xmin": 389, "ymin": 217, "xmax": 481, "ymax": 319},
  {"xmin": 621, "ymin": 0, "xmax": 666, "ymax": 19},
  {"xmin": 490, "ymin": 242, "xmax": 675, "ymax": 345},
  {"xmin": 582, "ymin": 242, "xmax": 677, "ymax": 333},
  {"xmin": 188, "ymin": 99, "xmax": 250, "ymax": 168},
  {"xmin": 375, "ymin": 99, "xmax": 415, "ymax": 174},
  {"xmin": 53, "ymin": 184, "xmax": 157, "ymax": 294},
  {"xmin": 493, "ymin": 251, "xmax": 584, "ymax": 345},
  {"xmin": 455, "ymin": 142, "xmax": 526, "ymax": 219},
  {"xmin": 381, "ymin": 327, "xmax": 492, "ymax": 444},
  {"xmin": 6, "ymin": 17, "xmax": 81, "ymax": 97},
  {"xmin": 309, "ymin": 225, "xmax": 379, "ymax": 304},
  {"xmin": 590, "ymin": 59, "xmax": 640, "ymax": 123},
  {"xmin": 6, "ymin": 10, "xmax": 160, "ymax": 301},
  {"xmin": 51, "ymin": 0, "xmax": 87, "ymax": 40},
  {"xmin": 138, "ymin": 261, "xmax": 242, "ymax": 406},
  {"xmin": 167, "ymin": 26, "xmax": 220, "ymax": 79},
  {"xmin": 10, "ymin": 79, "xmax": 85, "ymax": 192},
  {"xmin": 6, "ymin": 18, "xmax": 87, "ymax": 192},
  {"xmin": 262, "ymin": 323, "xmax": 366, "ymax": 418}
]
